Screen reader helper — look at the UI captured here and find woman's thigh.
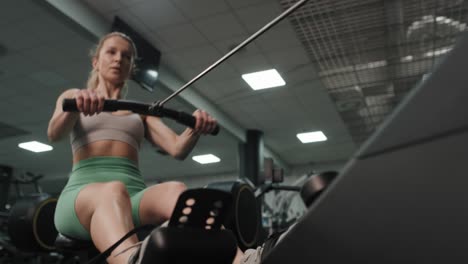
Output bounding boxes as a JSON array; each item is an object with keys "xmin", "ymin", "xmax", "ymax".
[
  {"xmin": 136, "ymin": 181, "xmax": 187, "ymax": 225},
  {"xmin": 76, "ymin": 181, "xmax": 131, "ymax": 227},
  {"xmin": 55, "ymin": 181, "xmax": 131, "ymax": 239}
]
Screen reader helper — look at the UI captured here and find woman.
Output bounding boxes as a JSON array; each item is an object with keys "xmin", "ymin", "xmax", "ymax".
[{"xmin": 48, "ymin": 32, "xmax": 217, "ymax": 264}]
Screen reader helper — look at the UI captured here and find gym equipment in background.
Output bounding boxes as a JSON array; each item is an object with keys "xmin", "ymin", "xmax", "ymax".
[
  {"xmin": 2, "ymin": 171, "xmax": 58, "ymax": 252},
  {"xmin": 207, "ymin": 179, "xmax": 259, "ymax": 251},
  {"xmin": 207, "ymin": 157, "xmax": 338, "ymax": 251}
]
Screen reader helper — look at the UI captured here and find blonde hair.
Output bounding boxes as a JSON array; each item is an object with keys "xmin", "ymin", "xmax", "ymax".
[{"xmin": 86, "ymin": 32, "xmax": 138, "ymax": 98}]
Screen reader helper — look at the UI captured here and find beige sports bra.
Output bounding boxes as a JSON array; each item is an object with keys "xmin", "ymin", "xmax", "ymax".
[{"xmin": 70, "ymin": 112, "xmax": 144, "ymax": 152}]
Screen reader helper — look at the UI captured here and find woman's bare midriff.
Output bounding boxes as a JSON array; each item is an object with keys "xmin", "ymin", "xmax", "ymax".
[{"xmin": 73, "ymin": 140, "xmax": 139, "ymax": 164}]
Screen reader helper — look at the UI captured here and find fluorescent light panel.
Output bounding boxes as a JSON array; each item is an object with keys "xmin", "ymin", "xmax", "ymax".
[
  {"xmin": 18, "ymin": 141, "xmax": 53, "ymax": 153},
  {"xmin": 297, "ymin": 131, "xmax": 327, "ymax": 143},
  {"xmin": 192, "ymin": 154, "xmax": 220, "ymax": 164},
  {"xmin": 242, "ymin": 69, "xmax": 285, "ymax": 90},
  {"xmin": 147, "ymin": 69, "xmax": 158, "ymax": 78}
]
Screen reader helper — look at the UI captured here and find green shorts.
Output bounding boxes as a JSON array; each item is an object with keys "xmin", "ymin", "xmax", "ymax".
[{"xmin": 54, "ymin": 156, "xmax": 147, "ymax": 240}]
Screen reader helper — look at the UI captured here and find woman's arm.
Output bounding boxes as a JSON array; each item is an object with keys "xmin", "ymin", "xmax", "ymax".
[
  {"xmin": 47, "ymin": 89, "xmax": 81, "ymax": 142},
  {"xmin": 47, "ymin": 88, "xmax": 106, "ymax": 142},
  {"xmin": 144, "ymin": 109, "xmax": 217, "ymax": 160}
]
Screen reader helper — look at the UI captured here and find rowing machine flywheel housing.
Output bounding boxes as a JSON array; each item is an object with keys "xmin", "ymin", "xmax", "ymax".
[
  {"xmin": 206, "ymin": 180, "xmax": 260, "ymax": 250},
  {"xmin": 8, "ymin": 193, "xmax": 58, "ymax": 252}
]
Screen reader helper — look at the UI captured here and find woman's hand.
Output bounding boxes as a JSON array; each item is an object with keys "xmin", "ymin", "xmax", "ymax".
[
  {"xmin": 74, "ymin": 89, "xmax": 105, "ymax": 116},
  {"xmin": 192, "ymin": 109, "xmax": 217, "ymax": 135}
]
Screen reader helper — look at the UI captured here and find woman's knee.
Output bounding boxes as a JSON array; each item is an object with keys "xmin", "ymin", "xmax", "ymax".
[
  {"xmin": 164, "ymin": 181, "xmax": 187, "ymax": 195},
  {"xmin": 158, "ymin": 181, "xmax": 187, "ymax": 218},
  {"xmin": 138, "ymin": 181, "xmax": 187, "ymax": 224}
]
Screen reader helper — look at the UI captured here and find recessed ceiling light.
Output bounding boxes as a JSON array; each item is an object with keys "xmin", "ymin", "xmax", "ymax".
[
  {"xmin": 242, "ymin": 69, "xmax": 286, "ymax": 90},
  {"xmin": 297, "ymin": 131, "xmax": 327, "ymax": 143},
  {"xmin": 192, "ymin": 154, "xmax": 220, "ymax": 164},
  {"xmin": 147, "ymin": 69, "xmax": 158, "ymax": 78},
  {"xmin": 18, "ymin": 141, "xmax": 53, "ymax": 153}
]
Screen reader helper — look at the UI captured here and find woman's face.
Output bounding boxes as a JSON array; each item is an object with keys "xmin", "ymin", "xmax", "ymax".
[{"xmin": 93, "ymin": 36, "xmax": 133, "ymax": 85}]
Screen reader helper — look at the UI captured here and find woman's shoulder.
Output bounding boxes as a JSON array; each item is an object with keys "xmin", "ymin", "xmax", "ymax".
[
  {"xmin": 56, "ymin": 88, "xmax": 81, "ymax": 100},
  {"xmin": 61, "ymin": 88, "xmax": 81, "ymax": 96}
]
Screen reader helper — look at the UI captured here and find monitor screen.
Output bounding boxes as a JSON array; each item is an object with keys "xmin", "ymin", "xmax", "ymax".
[{"xmin": 111, "ymin": 16, "xmax": 161, "ymax": 92}]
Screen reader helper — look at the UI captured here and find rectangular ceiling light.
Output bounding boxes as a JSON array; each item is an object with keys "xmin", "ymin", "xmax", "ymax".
[
  {"xmin": 297, "ymin": 131, "xmax": 327, "ymax": 143},
  {"xmin": 242, "ymin": 69, "xmax": 286, "ymax": 90},
  {"xmin": 18, "ymin": 141, "xmax": 53, "ymax": 153},
  {"xmin": 192, "ymin": 154, "xmax": 221, "ymax": 164}
]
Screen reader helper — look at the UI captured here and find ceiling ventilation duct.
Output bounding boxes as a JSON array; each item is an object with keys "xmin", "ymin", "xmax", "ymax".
[
  {"xmin": 279, "ymin": 0, "xmax": 468, "ymax": 145},
  {"xmin": 406, "ymin": 15, "xmax": 466, "ymax": 57}
]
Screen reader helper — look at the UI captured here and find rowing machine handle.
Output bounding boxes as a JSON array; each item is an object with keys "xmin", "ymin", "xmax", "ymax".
[{"xmin": 62, "ymin": 99, "xmax": 219, "ymax": 135}]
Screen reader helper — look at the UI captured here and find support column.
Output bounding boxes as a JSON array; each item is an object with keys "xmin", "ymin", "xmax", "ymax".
[
  {"xmin": 238, "ymin": 130, "xmax": 264, "ymax": 186},
  {"xmin": 0, "ymin": 165, "xmax": 13, "ymax": 211}
]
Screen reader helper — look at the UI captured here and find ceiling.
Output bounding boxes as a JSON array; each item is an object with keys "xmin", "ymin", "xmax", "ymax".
[{"xmin": 0, "ymin": 0, "xmax": 466, "ymax": 192}]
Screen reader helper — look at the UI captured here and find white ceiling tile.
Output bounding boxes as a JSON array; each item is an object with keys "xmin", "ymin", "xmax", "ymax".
[
  {"xmin": 193, "ymin": 12, "xmax": 247, "ymax": 42},
  {"xmin": 157, "ymin": 23, "xmax": 209, "ymax": 50},
  {"xmin": 265, "ymin": 45, "xmax": 311, "ymax": 70},
  {"xmin": 212, "ymin": 35, "xmax": 261, "ymax": 56},
  {"xmin": 202, "ymin": 63, "xmax": 240, "ymax": 83},
  {"xmin": 222, "ymin": 101, "xmax": 260, "ymax": 129},
  {"xmin": 172, "ymin": 0, "xmax": 230, "ymax": 20},
  {"xmin": 0, "ymin": 21, "xmax": 47, "ymax": 52},
  {"xmin": 129, "ymin": 0, "xmax": 189, "ymax": 30},
  {"xmin": 0, "ymin": 101, "xmax": 20, "ymax": 124},
  {"xmin": 239, "ymin": 99, "xmax": 279, "ymax": 130},
  {"xmin": 255, "ymin": 23, "xmax": 303, "ymax": 52},
  {"xmin": 51, "ymin": 63, "xmax": 90, "ymax": 89},
  {"xmin": 231, "ymin": 54, "xmax": 272, "ymax": 74},
  {"xmin": 191, "ymin": 75, "xmax": 215, "ymax": 89},
  {"xmin": 0, "ymin": 0, "xmax": 43, "ymax": 27},
  {"xmin": 106, "ymin": 12, "xmax": 171, "ymax": 53},
  {"xmin": 104, "ymin": 11, "xmax": 132, "ymax": 27},
  {"xmin": 234, "ymin": 1, "xmax": 282, "ymax": 32},
  {"xmin": 175, "ymin": 66, "xmax": 202, "ymax": 82},
  {"xmin": 161, "ymin": 51, "xmax": 186, "ymax": 68},
  {"xmin": 58, "ymin": 38, "xmax": 95, "ymax": 61},
  {"xmin": 7, "ymin": 96, "xmax": 55, "ymax": 123},
  {"xmin": 144, "ymin": 32, "xmax": 172, "ymax": 53},
  {"xmin": 0, "ymin": 76, "xmax": 40, "ymax": 99},
  {"xmin": 0, "ymin": 53, "xmax": 45, "ymax": 82},
  {"xmin": 176, "ymin": 44, "xmax": 223, "ymax": 68},
  {"xmin": 21, "ymin": 44, "xmax": 73, "ymax": 69},
  {"xmin": 105, "ymin": 12, "xmax": 170, "ymax": 57},
  {"xmin": 27, "ymin": 12, "xmax": 87, "ymax": 44},
  {"xmin": 163, "ymin": 67, "xmax": 207, "ymax": 95},
  {"xmin": 29, "ymin": 71, "xmax": 70, "ymax": 88},
  {"xmin": 262, "ymin": 90, "xmax": 309, "ymax": 126},
  {"xmin": 281, "ymin": 64, "xmax": 320, "ymax": 85},
  {"xmin": 110, "ymin": 11, "xmax": 148, "ymax": 33},
  {"xmin": 288, "ymin": 82, "xmax": 353, "ymax": 143},
  {"xmin": 207, "ymin": 77, "xmax": 248, "ymax": 102},
  {"xmin": 216, "ymin": 89, "xmax": 253, "ymax": 106}
]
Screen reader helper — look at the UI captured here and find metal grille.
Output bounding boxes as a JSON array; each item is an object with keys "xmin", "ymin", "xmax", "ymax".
[{"xmin": 281, "ymin": 0, "xmax": 467, "ymax": 144}]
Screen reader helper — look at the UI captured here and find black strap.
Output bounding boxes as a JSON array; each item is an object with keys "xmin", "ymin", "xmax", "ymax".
[{"xmin": 87, "ymin": 224, "xmax": 157, "ymax": 264}]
